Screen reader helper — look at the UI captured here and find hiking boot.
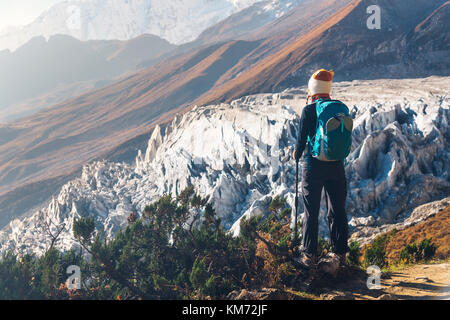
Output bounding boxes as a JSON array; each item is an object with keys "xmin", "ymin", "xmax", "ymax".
[
  {"xmin": 318, "ymin": 252, "xmax": 346, "ymax": 276},
  {"xmin": 293, "ymin": 252, "xmax": 317, "ymax": 270}
]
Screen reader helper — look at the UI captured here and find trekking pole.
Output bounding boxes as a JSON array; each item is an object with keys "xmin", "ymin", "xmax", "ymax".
[{"xmin": 294, "ymin": 159, "xmax": 299, "ymax": 250}]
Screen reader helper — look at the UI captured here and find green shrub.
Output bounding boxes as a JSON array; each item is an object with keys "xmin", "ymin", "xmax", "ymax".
[
  {"xmin": 347, "ymin": 241, "xmax": 361, "ymax": 266},
  {"xmin": 189, "ymin": 257, "xmax": 209, "ymax": 291},
  {"xmin": 399, "ymin": 238, "xmax": 437, "ymax": 264},
  {"xmin": 400, "ymin": 242, "xmax": 418, "ymax": 264},
  {"xmin": 203, "ymin": 276, "xmax": 218, "ymax": 297},
  {"xmin": 419, "ymin": 238, "xmax": 437, "ymax": 261},
  {"xmin": 318, "ymin": 237, "xmax": 331, "ymax": 255},
  {"xmin": 0, "ymin": 189, "xmax": 303, "ymax": 300},
  {"xmin": 364, "ymin": 234, "xmax": 388, "ymax": 268}
]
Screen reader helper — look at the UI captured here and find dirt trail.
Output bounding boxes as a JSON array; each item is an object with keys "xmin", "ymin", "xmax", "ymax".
[
  {"xmin": 228, "ymin": 262, "xmax": 450, "ymax": 300},
  {"xmin": 380, "ymin": 263, "xmax": 450, "ymax": 300},
  {"xmin": 306, "ymin": 262, "xmax": 450, "ymax": 300}
]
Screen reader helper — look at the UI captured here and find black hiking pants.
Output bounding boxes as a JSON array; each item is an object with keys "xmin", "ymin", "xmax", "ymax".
[{"xmin": 301, "ymin": 157, "xmax": 349, "ymax": 255}]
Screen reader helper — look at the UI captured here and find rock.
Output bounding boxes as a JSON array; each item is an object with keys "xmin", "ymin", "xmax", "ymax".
[
  {"xmin": 352, "ymin": 196, "xmax": 450, "ymax": 245},
  {"xmin": 228, "ymin": 288, "xmax": 298, "ymax": 300},
  {"xmin": 415, "ymin": 276, "xmax": 434, "ymax": 283},
  {"xmin": 318, "ymin": 255, "xmax": 341, "ymax": 277},
  {"xmin": 377, "ymin": 294, "xmax": 394, "ymax": 300},
  {"xmin": 349, "ymin": 216, "xmax": 375, "ymax": 228},
  {"xmin": 320, "ymin": 291, "xmax": 355, "ymax": 300}
]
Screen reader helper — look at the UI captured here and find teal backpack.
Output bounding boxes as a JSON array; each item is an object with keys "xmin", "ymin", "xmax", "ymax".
[{"xmin": 308, "ymin": 99, "xmax": 353, "ymax": 161}]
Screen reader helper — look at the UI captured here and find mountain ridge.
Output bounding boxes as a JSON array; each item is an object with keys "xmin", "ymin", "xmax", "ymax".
[
  {"xmin": 0, "ymin": 33, "xmax": 176, "ymax": 119},
  {"xmin": 0, "ymin": 0, "xmax": 263, "ymax": 51},
  {"xmin": 195, "ymin": 0, "xmax": 448, "ymax": 106}
]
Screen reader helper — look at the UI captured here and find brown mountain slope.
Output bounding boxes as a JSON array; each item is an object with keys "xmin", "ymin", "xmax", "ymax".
[
  {"xmin": 195, "ymin": 0, "xmax": 448, "ymax": 105},
  {"xmin": 0, "ymin": 40, "xmax": 261, "ymax": 195},
  {"xmin": 196, "ymin": 0, "xmax": 362, "ymax": 105},
  {"xmin": 0, "ymin": 34, "xmax": 176, "ymax": 112},
  {"xmin": 204, "ymin": 0, "xmax": 355, "ymax": 89},
  {"xmin": 384, "ymin": 205, "xmax": 450, "ymax": 264},
  {"xmin": 137, "ymin": 0, "xmax": 350, "ymax": 70},
  {"xmin": 407, "ymin": 1, "xmax": 450, "ymax": 69}
]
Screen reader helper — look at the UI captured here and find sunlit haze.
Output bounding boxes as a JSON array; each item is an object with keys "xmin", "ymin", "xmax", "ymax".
[{"xmin": 0, "ymin": 0, "xmax": 64, "ymax": 31}]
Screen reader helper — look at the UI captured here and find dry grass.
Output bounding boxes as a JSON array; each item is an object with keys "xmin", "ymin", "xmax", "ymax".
[{"xmin": 384, "ymin": 206, "xmax": 450, "ymax": 264}]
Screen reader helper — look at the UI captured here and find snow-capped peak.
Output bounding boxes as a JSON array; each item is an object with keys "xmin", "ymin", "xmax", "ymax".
[{"xmin": 0, "ymin": 0, "xmax": 293, "ymax": 52}]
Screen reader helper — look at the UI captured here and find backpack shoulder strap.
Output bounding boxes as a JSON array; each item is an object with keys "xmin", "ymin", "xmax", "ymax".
[{"xmin": 315, "ymin": 98, "xmax": 335, "ymax": 117}]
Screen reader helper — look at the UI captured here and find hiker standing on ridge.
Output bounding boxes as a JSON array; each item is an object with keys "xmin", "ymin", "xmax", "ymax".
[{"xmin": 292, "ymin": 69, "xmax": 353, "ymax": 271}]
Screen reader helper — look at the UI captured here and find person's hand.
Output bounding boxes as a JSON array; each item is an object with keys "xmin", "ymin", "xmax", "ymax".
[{"xmin": 292, "ymin": 149, "xmax": 297, "ymax": 161}]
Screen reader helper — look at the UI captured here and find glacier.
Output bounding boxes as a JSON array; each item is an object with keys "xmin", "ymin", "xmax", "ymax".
[{"xmin": 0, "ymin": 77, "xmax": 448, "ymax": 255}]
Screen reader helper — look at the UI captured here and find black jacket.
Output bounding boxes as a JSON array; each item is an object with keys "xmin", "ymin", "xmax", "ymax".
[{"xmin": 294, "ymin": 102, "xmax": 318, "ymax": 162}]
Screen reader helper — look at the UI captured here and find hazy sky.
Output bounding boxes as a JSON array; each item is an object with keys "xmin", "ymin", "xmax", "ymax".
[{"xmin": 0, "ymin": 0, "xmax": 64, "ymax": 30}]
